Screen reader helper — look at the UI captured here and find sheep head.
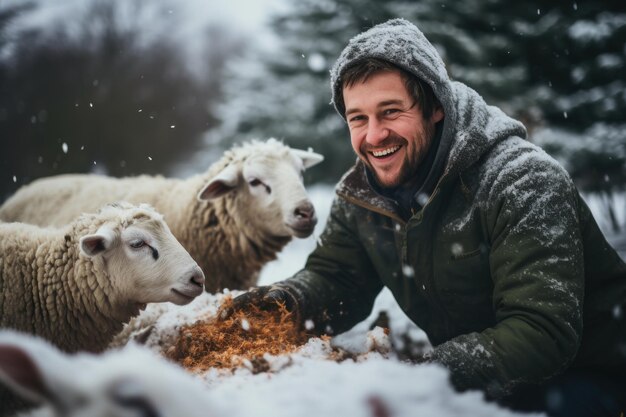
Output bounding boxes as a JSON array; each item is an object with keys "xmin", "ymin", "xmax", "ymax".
[
  {"xmin": 197, "ymin": 140, "xmax": 324, "ymax": 239},
  {"xmin": 79, "ymin": 203, "xmax": 205, "ymax": 307},
  {"xmin": 0, "ymin": 331, "xmax": 214, "ymax": 417}
]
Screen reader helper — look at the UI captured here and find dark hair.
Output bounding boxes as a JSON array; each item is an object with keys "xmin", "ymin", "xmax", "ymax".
[{"xmin": 335, "ymin": 57, "xmax": 440, "ymax": 120}]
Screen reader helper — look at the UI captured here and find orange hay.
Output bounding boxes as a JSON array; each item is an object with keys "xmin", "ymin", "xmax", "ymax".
[{"xmin": 168, "ymin": 297, "xmax": 310, "ymax": 372}]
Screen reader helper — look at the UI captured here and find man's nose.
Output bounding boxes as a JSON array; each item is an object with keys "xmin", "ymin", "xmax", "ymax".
[{"xmin": 366, "ymin": 119, "xmax": 389, "ymax": 145}]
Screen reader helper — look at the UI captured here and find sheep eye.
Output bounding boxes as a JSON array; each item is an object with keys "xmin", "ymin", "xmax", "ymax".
[
  {"xmin": 110, "ymin": 380, "xmax": 160, "ymax": 417},
  {"xmin": 112, "ymin": 394, "xmax": 160, "ymax": 417},
  {"xmin": 248, "ymin": 178, "xmax": 271, "ymax": 194},
  {"xmin": 129, "ymin": 239, "xmax": 145, "ymax": 249}
]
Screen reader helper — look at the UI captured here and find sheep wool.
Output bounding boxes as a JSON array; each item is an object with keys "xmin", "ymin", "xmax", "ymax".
[
  {"xmin": 0, "ymin": 330, "xmax": 218, "ymax": 417},
  {"xmin": 180, "ymin": 140, "xmax": 303, "ymax": 291},
  {"xmin": 2, "ymin": 204, "xmax": 162, "ymax": 353},
  {"xmin": 0, "ymin": 139, "xmax": 324, "ymax": 293}
]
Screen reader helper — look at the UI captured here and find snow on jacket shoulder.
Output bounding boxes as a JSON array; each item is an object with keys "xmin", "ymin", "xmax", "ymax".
[
  {"xmin": 289, "ymin": 133, "xmax": 626, "ymax": 397},
  {"xmin": 282, "ymin": 18, "xmax": 626, "ymax": 397}
]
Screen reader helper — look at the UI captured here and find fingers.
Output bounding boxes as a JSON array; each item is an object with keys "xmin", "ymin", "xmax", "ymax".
[
  {"xmin": 264, "ymin": 289, "xmax": 288, "ymax": 305},
  {"xmin": 218, "ymin": 285, "xmax": 298, "ymax": 323},
  {"xmin": 218, "ymin": 285, "xmax": 301, "ymax": 331},
  {"xmin": 218, "ymin": 287, "xmax": 269, "ymax": 320}
]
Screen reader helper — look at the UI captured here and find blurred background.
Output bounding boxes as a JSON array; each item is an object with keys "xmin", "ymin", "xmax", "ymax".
[{"xmin": 1, "ymin": 0, "xmax": 625, "ymax": 244}]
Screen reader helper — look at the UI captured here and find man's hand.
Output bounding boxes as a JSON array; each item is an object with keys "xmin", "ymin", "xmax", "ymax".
[{"xmin": 219, "ymin": 285, "xmax": 300, "ymax": 321}]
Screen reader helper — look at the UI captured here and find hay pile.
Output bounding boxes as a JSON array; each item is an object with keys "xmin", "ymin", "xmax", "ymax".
[{"xmin": 168, "ymin": 298, "xmax": 310, "ymax": 372}]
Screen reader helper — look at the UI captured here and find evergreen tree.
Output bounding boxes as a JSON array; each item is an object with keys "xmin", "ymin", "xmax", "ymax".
[
  {"xmin": 215, "ymin": 0, "xmax": 625, "ymax": 205},
  {"xmin": 404, "ymin": 1, "xmax": 626, "ymax": 231},
  {"xmin": 213, "ymin": 0, "xmax": 406, "ymax": 184}
]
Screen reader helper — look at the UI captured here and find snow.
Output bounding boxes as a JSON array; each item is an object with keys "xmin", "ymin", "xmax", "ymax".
[
  {"xmin": 112, "ymin": 294, "xmax": 533, "ymax": 417},
  {"xmin": 125, "ymin": 183, "xmax": 617, "ymax": 417},
  {"xmin": 0, "ymin": 3, "xmax": 622, "ymax": 413},
  {"xmin": 201, "ymin": 359, "xmax": 527, "ymax": 417},
  {"xmin": 258, "ymin": 185, "xmax": 334, "ymax": 284},
  {"xmin": 105, "ymin": 184, "xmax": 541, "ymax": 417},
  {"xmin": 568, "ymin": 13, "xmax": 626, "ymax": 43}
]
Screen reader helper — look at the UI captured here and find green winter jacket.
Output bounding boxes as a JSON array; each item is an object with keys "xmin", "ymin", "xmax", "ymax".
[{"xmin": 279, "ymin": 19, "xmax": 626, "ymax": 397}]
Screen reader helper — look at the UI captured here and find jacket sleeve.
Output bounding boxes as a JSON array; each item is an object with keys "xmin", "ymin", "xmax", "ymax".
[
  {"xmin": 279, "ymin": 196, "xmax": 384, "ymax": 335},
  {"xmin": 429, "ymin": 151, "xmax": 585, "ymax": 398}
]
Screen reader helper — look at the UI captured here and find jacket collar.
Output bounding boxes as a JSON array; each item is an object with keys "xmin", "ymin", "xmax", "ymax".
[{"xmin": 335, "ymin": 161, "xmax": 403, "ymax": 222}]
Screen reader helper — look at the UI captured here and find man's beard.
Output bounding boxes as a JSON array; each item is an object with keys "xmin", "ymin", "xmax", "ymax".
[{"xmin": 359, "ymin": 122, "xmax": 436, "ymax": 189}]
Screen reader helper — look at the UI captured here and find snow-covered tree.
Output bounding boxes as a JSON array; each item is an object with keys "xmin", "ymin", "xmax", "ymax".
[
  {"xmin": 214, "ymin": 0, "xmax": 625, "ymax": 204},
  {"xmin": 210, "ymin": 0, "xmax": 405, "ymax": 183},
  {"xmin": 407, "ymin": 1, "xmax": 626, "ymax": 232}
]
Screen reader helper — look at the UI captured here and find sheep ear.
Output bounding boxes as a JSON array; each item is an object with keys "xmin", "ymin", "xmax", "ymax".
[
  {"xmin": 0, "ymin": 344, "xmax": 54, "ymax": 404},
  {"xmin": 0, "ymin": 333, "xmax": 80, "ymax": 409},
  {"xmin": 290, "ymin": 148, "xmax": 324, "ymax": 170},
  {"xmin": 198, "ymin": 164, "xmax": 240, "ymax": 201},
  {"xmin": 80, "ymin": 225, "xmax": 116, "ymax": 257}
]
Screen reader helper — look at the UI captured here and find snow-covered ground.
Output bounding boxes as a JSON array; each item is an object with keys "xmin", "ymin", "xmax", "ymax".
[
  {"xmin": 581, "ymin": 191, "xmax": 626, "ymax": 259},
  {"xmin": 102, "ymin": 184, "xmax": 542, "ymax": 417},
  {"xmin": 117, "ymin": 183, "xmax": 625, "ymax": 417},
  {"xmin": 8, "ymin": 185, "xmax": 624, "ymax": 417},
  {"xmin": 109, "ymin": 289, "xmax": 532, "ymax": 417}
]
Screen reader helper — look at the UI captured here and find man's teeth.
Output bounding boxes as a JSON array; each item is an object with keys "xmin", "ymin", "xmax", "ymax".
[{"xmin": 372, "ymin": 146, "xmax": 400, "ymax": 157}]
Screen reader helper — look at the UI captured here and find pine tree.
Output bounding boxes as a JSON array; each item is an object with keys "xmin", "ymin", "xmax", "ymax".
[
  {"xmin": 214, "ymin": 0, "xmax": 626, "ymax": 202},
  {"xmin": 213, "ymin": 0, "xmax": 410, "ymax": 183}
]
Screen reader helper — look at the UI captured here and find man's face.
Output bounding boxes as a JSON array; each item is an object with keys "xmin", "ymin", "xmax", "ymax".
[{"xmin": 343, "ymin": 71, "xmax": 444, "ymax": 189}]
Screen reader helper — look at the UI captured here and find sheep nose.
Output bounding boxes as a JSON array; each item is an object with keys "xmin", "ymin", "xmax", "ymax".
[
  {"xmin": 294, "ymin": 201, "xmax": 315, "ymax": 221},
  {"xmin": 189, "ymin": 266, "xmax": 205, "ymax": 288}
]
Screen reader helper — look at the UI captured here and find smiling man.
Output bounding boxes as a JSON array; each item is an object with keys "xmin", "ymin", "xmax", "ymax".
[
  {"xmin": 228, "ymin": 19, "xmax": 626, "ymax": 416},
  {"xmin": 340, "ymin": 59, "xmax": 445, "ymax": 219},
  {"xmin": 344, "ymin": 65, "xmax": 443, "ymax": 191}
]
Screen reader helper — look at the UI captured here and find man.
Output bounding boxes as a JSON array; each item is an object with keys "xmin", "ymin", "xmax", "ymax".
[{"xmin": 229, "ymin": 19, "xmax": 626, "ymax": 415}]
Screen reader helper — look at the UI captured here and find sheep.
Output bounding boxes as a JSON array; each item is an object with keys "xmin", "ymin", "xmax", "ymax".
[
  {"xmin": 0, "ymin": 330, "xmax": 216, "ymax": 417},
  {"xmin": 0, "ymin": 139, "xmax": 324, "ymax": 292},
  {"xmin": 0, "ymin": 202, "xmax": 205, "ymax": 354}
]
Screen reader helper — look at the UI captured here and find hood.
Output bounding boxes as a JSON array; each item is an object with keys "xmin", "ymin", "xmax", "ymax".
[{"xmin": 332, "ymin": 18, "xmax": 527, "ymax": 206}]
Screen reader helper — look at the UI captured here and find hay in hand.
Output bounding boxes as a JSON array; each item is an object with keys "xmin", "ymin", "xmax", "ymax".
[{"xmin": 168, "ymin": 297, "xmax": 310, "ymax": 372}]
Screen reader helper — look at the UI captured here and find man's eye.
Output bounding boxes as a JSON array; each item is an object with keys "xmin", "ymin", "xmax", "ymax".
[
  {"xmin": 383, "ymin": 109, "xmax": 399, "ymax": 116},
  {"xmin": 349, "ymin": 115, "xmax": 365, "ymax": 123},
  {"xmin": 129, "ymin": 239, "xmax": 145, "ymax": 249}
]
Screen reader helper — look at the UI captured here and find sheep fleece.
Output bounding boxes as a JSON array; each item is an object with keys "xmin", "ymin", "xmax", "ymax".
[
  {"xmin": 0, "ymin": 217, "xmax": 134, "ymax": 354},
  {"xmin": 0, "ymin": 141, "xmax": 300, "ymax": 292}
]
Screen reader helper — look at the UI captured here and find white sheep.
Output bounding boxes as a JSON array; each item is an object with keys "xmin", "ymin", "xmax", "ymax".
[
  {"xmin": 0, "ymin": 330, "xmax": 216, "ymax": 417},
  {"xmin": 0, "ymin": 139, "xmax": 324, "ymax": 292},
  {"xmin": 0, "ymin": 202, "xmax": 205, "ymax": 354}
]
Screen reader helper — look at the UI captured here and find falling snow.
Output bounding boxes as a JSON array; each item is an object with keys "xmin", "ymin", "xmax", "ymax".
[
  {"xmin": 451, "ymin": 243, "xmax": 464, "ymax": 257},
  {"xmin": 241, "ymin": 318, "xmax": 250, "ymax": 331},
  {"xmin": 402, "ymin": 264, "xmax": 415, "ymax": 278}
]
